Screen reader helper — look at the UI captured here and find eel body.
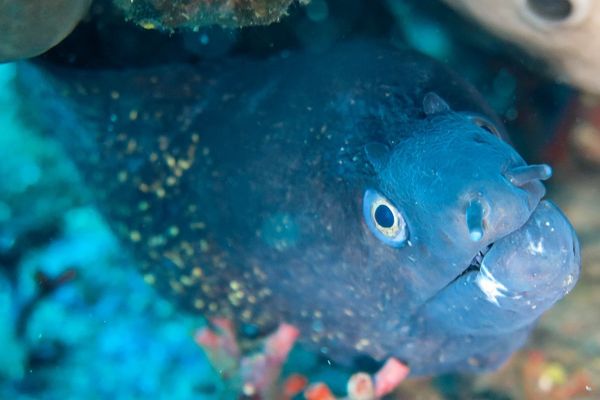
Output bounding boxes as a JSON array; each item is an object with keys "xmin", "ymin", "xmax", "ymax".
[{"xmin": 19, "ymin": 42, "xmax": 580, "ymax": 375}]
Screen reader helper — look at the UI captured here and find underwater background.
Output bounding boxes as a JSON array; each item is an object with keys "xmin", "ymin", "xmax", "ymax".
[{"xmin": 1, "ymin": 0, "xmax": 599, "ymax": 399}]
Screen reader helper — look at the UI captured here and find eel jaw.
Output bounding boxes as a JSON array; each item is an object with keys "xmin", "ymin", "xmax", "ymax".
[
  {"xmin": 468, "ymin": 200, "xmax": 580, "ymax": 305},
  {"xmin": 462, "ymin": 243, "xmax": 494, "ymax": 277}
]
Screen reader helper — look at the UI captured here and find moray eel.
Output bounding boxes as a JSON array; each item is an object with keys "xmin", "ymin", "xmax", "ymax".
[{"xmin": 18, "ymin": 42, "xmax": 580, "ymax": 376}]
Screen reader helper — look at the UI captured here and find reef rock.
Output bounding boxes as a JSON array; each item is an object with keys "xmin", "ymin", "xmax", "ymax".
[
  {"xmin": 113, "ymin": 0, "xmax": 310, "ymax": 30},
  {"xmin": 0, "ymin": 0, "xmax": 91, "ymax": 63}
]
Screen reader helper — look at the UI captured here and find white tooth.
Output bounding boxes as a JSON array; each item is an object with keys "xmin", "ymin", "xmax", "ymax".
[{"xmin": 475, "ymin": 261, "xmax": 508, "ymax": 306}]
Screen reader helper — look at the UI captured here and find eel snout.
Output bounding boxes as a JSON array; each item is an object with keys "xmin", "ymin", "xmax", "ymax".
[
  {"xmin": 419, "ymin": 200, "xmax": 579, "ymax": 336},
  {"xmin": 477, "ymin": 200, "xmax": 580, "ymax": 310}
]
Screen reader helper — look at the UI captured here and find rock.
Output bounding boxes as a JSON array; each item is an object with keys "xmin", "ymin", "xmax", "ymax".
[{"xmin": 0, "ymin": 0, "xmax": 91, "ymax": 63}]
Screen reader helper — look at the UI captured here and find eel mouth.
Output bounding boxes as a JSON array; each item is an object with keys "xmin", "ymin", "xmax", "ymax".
[
  {"xmin": 448, "ymin": 200, "xmax": 580, "ymax": 296},
  {"xmin": 453, "ymin": 243, "xmax": 494, "ymax": 283}
]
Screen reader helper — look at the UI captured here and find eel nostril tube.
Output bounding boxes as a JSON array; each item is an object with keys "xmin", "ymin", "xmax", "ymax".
[
  {"xmin": 504, "ymin": 164, "xmax": 552, "ymax": 187},
  {"xmin": 466, "ymin": 199, "xmax": 485, "ymax": 242}
]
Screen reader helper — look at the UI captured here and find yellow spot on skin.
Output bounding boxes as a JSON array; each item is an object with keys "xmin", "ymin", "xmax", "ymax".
[
  {"xmin": 180, "ymin": 276, "xmax": 194, "ymax": 286},
  {"xmin": 166, "ymin": 176, "xmax": 177, "ymax": 186},
  {"xmin": 155, "ymin": 187, "xmax": 166, "ymax": 198},
  {"xmin": 140, "ymin": 20, "xmax": 156, "ymax": 30},
  {"xmin": 192, "ymin": 267, "xmax": 203, "ymax": 278},
  {"xmin": 148, "ymin": 235, "xmax": 166, "ymax": 247},
  {"xmin": 117, "ymin": 171, "xmax": 128, "ymax": 182},
  {"xmin": 314, "ymin": 310, "xmax": 322, "ymax": 318},
  {"xmin": 178, "ymin": 159, "xmax": 192, "ymax": 170},
  {"xmin": 356, "ymin": 339, "xmax": 370, "ymax": 351},
  {"xmin": 165, "ymin": 252, "xmax": 184, "ymax": 269},
  {"xmin": 190, "ymin": 222, "xmax": 206, "ymax": 230},
  {"xmin": 129, "ymin": 230, "xmax": 142, "ymax": 242},
  {"xmin": 168, "ymin": 226, "xmax": 180, "ymax": 237},
  {"xmin": 241, "ymin": 309, "xmax": 252, "ymax": 321},
  {"xmin": 230, "ymin": 281, "xmax": 241, "ymax": 291},
  {"xmin": 143, "ymin": 274, "xmax": 156, "ymax": 285},
  {"xmin": 200, "ymin": 240, "xmax": 209, "ymax": 252},
  {"xmin": 209, "ymin": 303, "xmax": 218, "ymax": 312},
  {"xmin": 158, "ymin": 136, "xmax": 169, "ymax": 151},
  {"xmin": 180, "ymin": 241, "xmax": 194, "ymax": 256},
  {"xmin": 193, "ymin": 299, "xmax": 205, "ymax": 309},
  {"xmin": 228, "ymin": 293, "xmax": 241, "ymax": 306},
  {"xmin": 233, "ymin": 291, "xmax": 244, "ymax": 300},
  {"xmin": 126, "ymin": 139, "xmax": 137, "ymax": 154},
  {"xmin": 149, "ymin": 152, "xmax": 158, "ymax": 162},
  {"xmin": 139, "ymin": 183, "xmax": 149, "ymax": 193},
  {"xmin": 110, "ymin": 91, "xmax": 120, "ymax": 100},
  {"xmin": 191, "ymin": 133, "xmax": 200, "ymax": 143},
  {"xmin": 169, "ymin": 279, "xmax": 184, "ymax": 293},
  {"xmin": 129, "ymin": 110, "xmax": 138, "ymax": 120},
  {"xmin": 165, "ymin": 155, "xmax": 176, "ymax": 168}
]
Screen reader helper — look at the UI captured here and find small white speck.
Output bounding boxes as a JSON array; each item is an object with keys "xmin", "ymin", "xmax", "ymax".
[{"xmin": 528, "ymin": 239, "xmax": 544, "ymax": 255}]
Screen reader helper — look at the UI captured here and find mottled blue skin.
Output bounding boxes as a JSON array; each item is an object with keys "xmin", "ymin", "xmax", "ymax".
[{"xmin": 19, "ymin": 42, "xmax": 580, "ymax": 376}]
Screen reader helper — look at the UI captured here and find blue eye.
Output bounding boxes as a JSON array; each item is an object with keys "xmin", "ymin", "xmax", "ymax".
[{"xmin": 363, "ymin": 189, "xmax": 408, "ymax": 247}]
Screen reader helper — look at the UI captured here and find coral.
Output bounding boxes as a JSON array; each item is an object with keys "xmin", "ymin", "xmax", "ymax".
[
  {"xmin": 0, "ymin": 0, "xmax": 91, "ymax": 62},
  {"xmin": 0, "ymin": 62, "xmax": 219, "ymax": 400},
  {"xmin": 195, "ymin": 318, "xmax": 409, "ymax": 399},
  {"xmin": 113, "ymin": 0, "xmax": 310, "ymax": 30}
]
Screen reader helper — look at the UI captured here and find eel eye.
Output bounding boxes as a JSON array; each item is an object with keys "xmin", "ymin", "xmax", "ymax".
[
  {"xmin": 466, "ymin": 114, "xmax": 502, "ymax": 138},
  {"xmin": 363, "ymin": 189, "xmax": 408, "ymax": 247}
]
